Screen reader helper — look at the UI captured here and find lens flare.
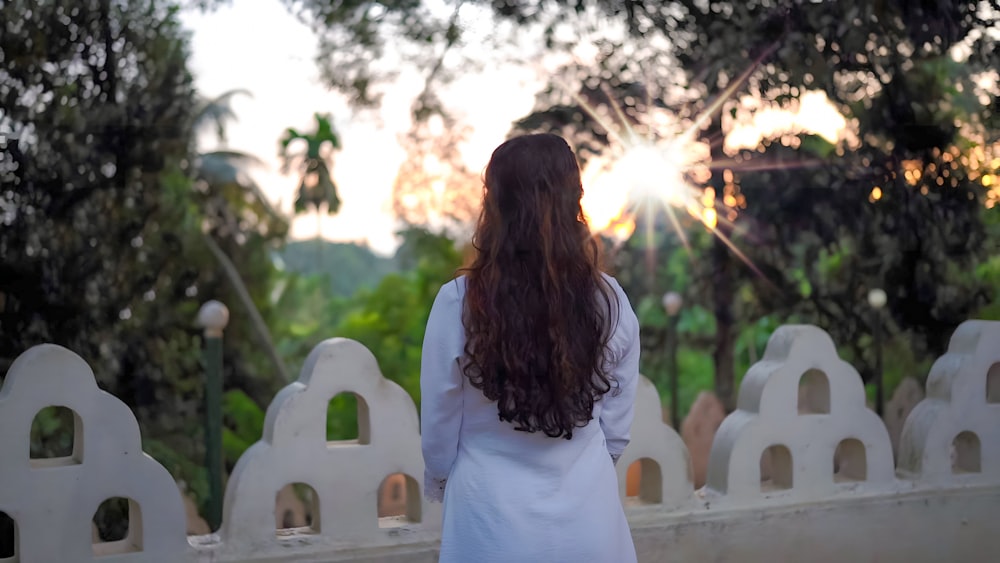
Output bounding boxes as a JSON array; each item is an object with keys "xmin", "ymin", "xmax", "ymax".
[
  {"xmin": 570, "ymin": 94, "xmax": 749, "ymax": 274},
  {"xmin": 569, "ymin": 44, "xmax": 784, "ymax": 280}
]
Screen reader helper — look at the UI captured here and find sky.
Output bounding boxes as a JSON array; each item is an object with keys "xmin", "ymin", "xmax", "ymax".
[
  {"xmin": 180, "ymin": 2, "xmax": 850, "ymax": 256},
  {"xmin": 181, "ymin": 1, "xmax": 541, "ymax": 256}
]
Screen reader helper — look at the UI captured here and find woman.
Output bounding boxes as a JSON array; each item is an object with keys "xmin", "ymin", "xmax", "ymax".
[{"xmin": 420, "ymin": 133, "xmax": 640, "ymax": 562}]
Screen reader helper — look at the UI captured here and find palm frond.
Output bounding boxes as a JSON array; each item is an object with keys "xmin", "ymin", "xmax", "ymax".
[
  {"xmin": 196, "ymin": 151, "xmax": 288, "ymax": 226},
  {"xmin": 194, "ymin": 89, "xmax": 254, "ymax": 142},
  {"xmin": 200, "ymin": 149, "xmax": 265, "ymax": 168}
]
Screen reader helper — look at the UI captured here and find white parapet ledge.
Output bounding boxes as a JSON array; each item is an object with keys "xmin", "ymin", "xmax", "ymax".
[{"xmin": 1, "ymin": 321, "xmax": 998, "ymax": 563}]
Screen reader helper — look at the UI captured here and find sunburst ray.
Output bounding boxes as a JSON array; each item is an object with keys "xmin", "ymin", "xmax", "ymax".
[{"xmin": 563, "ymin": 44, "xmax": 797, "ymax": 285}]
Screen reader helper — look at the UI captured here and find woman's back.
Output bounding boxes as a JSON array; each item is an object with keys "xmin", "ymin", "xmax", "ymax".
[
  {"xmin": 419, "ymin": 133, "xmax": 641, "ymax": 562},
  {"xmin": 421, "ymin": 275, "xmax": 640, "ymax": 563}
]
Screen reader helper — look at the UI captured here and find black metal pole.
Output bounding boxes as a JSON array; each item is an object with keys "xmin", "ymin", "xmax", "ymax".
[
  {"xmin": 668, "ymin": 314, "xmax": 680, "ymax": 429},
  {"xmin": 198, "ymin": 301, "xmax": 229, "ymax": 532},
  {"xmin": 873, "ymin": 309, "xmax": 884, "ymax": 417},
  {"xmin": 203, "ymin": 332, "xmax": 224, "ymax": 530}
]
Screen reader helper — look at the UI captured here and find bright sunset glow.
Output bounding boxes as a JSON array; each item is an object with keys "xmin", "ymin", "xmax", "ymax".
[
  {"xmin": 184, "ymin": 5, "xmax": 859, "ymax": 257},
  {"xmin": 570, "ymin": 41, "xmax": 868, "ymax": 282},
  {"xmin": 725, "ymin": 90, "xmax": 848, "ymax": 153},
  {"xmin": 581, "ymin": 133, "xmax": 715, "ymax": 248},
  {"xmin": 573, "ymin": 92, "xmax": 763, "ymax": 280},
  {"xmin": 581, "ymin": 94, "xmax": 853, "ymax": 240},
  {"xmin": 571, "ymin": 48, "xmax": 789, "ymax": 276}
]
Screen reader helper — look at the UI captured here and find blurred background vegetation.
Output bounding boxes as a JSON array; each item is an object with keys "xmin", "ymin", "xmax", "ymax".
[{"xmin": 1, "ymin": 0, "xmax": 998, "ymax": 535}]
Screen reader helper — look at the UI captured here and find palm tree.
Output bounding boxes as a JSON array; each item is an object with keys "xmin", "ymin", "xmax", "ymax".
[
  {"xmin": 279, "ymin": 113, "xmax": 342, "ymax": 261},
  {"xmin": 193, "ymin": 89, "xmax": 291, "ymax": 381},
  {"xmin": 194, "ymin": 90, "xmax": 287, "ymax": 229}
]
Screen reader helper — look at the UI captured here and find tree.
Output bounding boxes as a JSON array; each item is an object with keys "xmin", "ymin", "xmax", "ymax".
[
  {"xmin": 193, "ymin": 88, "xmax": 292, "ymax": 382},
  {"xmin": 392, "ymin": 115, "xmax": 481, "ymax": 237},
  {"xmin": 279, "ymin": 0, "xmax": 468, "ymax": 113},
  {"xmin": 325, "ymin": 227, "xmax": 464, "ymax": 401},
  {"xmin": 0, "ymin": 0, "xmax": 290, "ymax": 516},
  {"xmin": 507, "ymin": 0, "xmax": 1000, "ymax": 409},
  {"xmin": 213, "ymin": 0, "xmax": 999, "ymax": 410},
  {"xmin": 645, "ymin": 1, "xmax": 999, "ymax": 398},
  {"xmin": 194, "ymin": 89, "xmax": 286, "ymax": 230},
  {"xmin": 279, "ymin": 112, "xmax": 343, "ymax": 247},
  {"xmin": 277, "ymin": 240, "xmax": 398, "ymax": 298},
  {"xmin": 215, "ymin": 227, "xmax": 463, "ymax": 469},
  {"xmin": 1, "ymin": 0, "xmax": 201, "ymax": 427}
]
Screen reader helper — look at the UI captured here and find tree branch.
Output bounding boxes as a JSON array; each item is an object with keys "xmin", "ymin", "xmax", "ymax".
[{"xmin": 201, "ymin": 231, "xmax": 291, "ymax": 382}]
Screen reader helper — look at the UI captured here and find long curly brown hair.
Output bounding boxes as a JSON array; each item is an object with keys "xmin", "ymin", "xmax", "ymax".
[{"xmin": 461, "ymin": 133, "xmax": 617, "ymax": 439}]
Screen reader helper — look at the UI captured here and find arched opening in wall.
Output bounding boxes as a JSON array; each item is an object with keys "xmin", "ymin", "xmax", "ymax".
[
  {"xmin": 378, "ymin": 473, "xmax": 421, "ymax": 528},
  {"xmin": 30, "ymin": 405, "xmax": 83, "ymax": 467},
  {"xmin": 326, "ymin": 393, "xmax": 370, "ymax": 445},
  {"xmin": 833, "ymin": 438, "xmax": 867, "ymax": 482},
  {"xmin": 624, "ymin": 458, "xmax": 662, "ymax": 506},
  {"xmin": 275, "ymin": 483, "xmax": 319, "ymax": 536},
  {"xmin": 760, "ymin": 445, "xmax": 793, "ymax": 492},
  {"xmin": 797, "ymin": 369, "xmax": 831, "ymax": 414},
  {"xmin": 92, "ymin": 497, "xmax": 141, "ymax": 556},
  {"xmin": 952, "ymin": 431, "xmax": 981, "ymax": 474},
  {"xmin": 0, "ymin": 510, "xmax": 16, "ymax": 562},
  {"xmin": 987, "ymin": 363, "xmax": 1000, "ymax": 404}
]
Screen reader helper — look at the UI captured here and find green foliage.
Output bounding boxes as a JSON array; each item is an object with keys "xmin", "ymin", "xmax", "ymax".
[
  {"xmin": 1, "ymin": 0, "xmax": 290, "ymax": 513},
  {"xmin": 675, "ymin": 348, "xmax": 715, "ymax": 416},
  {"xmin": 194, "ymin": 0, "xmax": 998, "ymax": 419},
  {"xmin": 277, "ymin": 240, "xmax": 397, "ymax": 298},
  {"xmin": 214, "ymin": 229, "xmax": 464, "ymax": 467},
  {"xmin": 29, "ymin": 407, "xmax": 75, "ymax": 459},
  {"xmin": 325, "ymin": 393, "xmax": 360, "ymax": 441},
  {"xmin": 330, "ymin": 229, "xmax": 463, "ymax": 403},
  {"xmin": 3, "ymin": 0, "xmax": 199, "ymax": 463},
  {"xmin": 143, "ymin": 436, "xmax": 209, "ymax": 507},
  {"xmin": 635, "ymin": 295, "xmax": 669, "ymax": 328},
  {"xmin": 220, "ymin": 389, "xmax": 265, "ymax": 468},
  {"xmin": 195, "ymin": 89, "xmax": 252, "ymax": 143},
  {"xmin": 508, "ymin": 0, "xmax": 1000, "ymax": 411}
]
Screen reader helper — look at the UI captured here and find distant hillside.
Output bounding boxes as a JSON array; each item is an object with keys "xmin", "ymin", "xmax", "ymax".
[{"xmin": 277, "ymin": 240, "xmax": 398, "ymax": 298}]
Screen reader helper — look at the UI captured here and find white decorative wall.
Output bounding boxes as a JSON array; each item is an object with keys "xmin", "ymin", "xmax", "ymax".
[
  {"xmin": 1, "ymin": 323, "xmax": 999, "ymax": 563},
  {"xmin": 897, "ymin": 320, "xmax": 1000, "ymax": 483},
  {"xmin": 704, "ymin": 325, "xmax": 895, "ymax": 504},
  {"xmin": 210, "ymin": 338, "xmax": 441, "ymax": 561},
  {"xmin": 0, "ymin": 345, "xmax": 187, "ymax": 563},
  {"xmin": 614, "ymin": 375, "xmax": 693, "ymax": 509}
]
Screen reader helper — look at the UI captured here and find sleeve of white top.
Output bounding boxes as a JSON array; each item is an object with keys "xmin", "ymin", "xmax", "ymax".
[
  {"xmin": 420, "ymin": 281, "xmax": 465, "ymax": 502},
  {"xmin": 599, "ymin": 280, "xmax": 641, "ymax": 459}
]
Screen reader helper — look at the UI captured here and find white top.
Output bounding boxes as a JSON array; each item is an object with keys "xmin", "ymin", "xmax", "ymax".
[{"xmin": 420, "ymin": 274, "xmax": 640, "ymax": 563}]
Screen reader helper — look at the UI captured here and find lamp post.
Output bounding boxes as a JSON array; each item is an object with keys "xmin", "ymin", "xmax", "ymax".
[
  {"xmin": 867, "ymin": 288, "xmax": 887, "ymax": 417},
  {"xmin": 197, "ymin": 300, "xmax": 229, "ymax": 531},
  {"xmin": 662, "ymin": 291, "xmax": 683, "ymax": 429}
]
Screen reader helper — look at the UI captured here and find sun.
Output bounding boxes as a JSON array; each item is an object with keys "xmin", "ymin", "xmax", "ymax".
[
  {"xmin": 612, "ymin": 143, "xmax": 689, "ymax": 206},
  {"xmin": 580, "ymin": 124, "xmax": 719, "ymax": 255},
  {"xmin": 565, "ymin": 58, "xmax": 776, "ymax": 277}
]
